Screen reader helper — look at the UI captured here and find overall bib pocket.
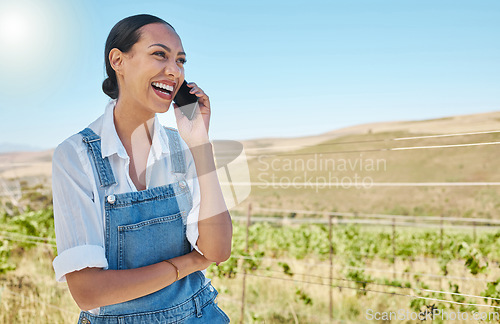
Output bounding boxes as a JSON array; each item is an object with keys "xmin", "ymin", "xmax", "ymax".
[{"xmin": 118, "ymin": 211, "xmax": 188, "ymax": 270}]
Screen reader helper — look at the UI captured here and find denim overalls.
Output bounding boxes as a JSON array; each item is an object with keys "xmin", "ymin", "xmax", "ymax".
[{"xmin": 75, "ymin": 127, "xmax": 230, "ymax": 324}]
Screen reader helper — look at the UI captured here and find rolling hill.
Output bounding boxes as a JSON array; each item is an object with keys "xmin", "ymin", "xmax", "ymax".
[{"xmin": 1, "ymin": 110, "xmax": 499, "ymax": 219}]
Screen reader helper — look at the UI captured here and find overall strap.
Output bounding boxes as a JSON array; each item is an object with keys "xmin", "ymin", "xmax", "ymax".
[
  {"xmin": 163, "ymin": 126, "xmax": 187, "ymax": 174},
  {"xmin": 78, "ymin": 127, "xmax": 117, "ymax": 187}
]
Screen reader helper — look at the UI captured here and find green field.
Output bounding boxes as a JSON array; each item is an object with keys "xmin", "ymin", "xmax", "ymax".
[{"xmin": 1, "ymin": 127, "xmax": 500, "ymax": 323}]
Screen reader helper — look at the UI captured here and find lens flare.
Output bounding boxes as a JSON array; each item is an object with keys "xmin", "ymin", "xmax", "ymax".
[
  {"xmin": 0, "ymin": 10, "xmax": 30, "ymax": 46},
  {"xmin": 0, "ymin": 1, "xmax": 62, "ymax": 81}
]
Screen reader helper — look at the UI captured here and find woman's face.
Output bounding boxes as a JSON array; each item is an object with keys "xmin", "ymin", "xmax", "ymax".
[{"xmin": 116, "ymin": 23, "xmax": 186, "ymax": 114}]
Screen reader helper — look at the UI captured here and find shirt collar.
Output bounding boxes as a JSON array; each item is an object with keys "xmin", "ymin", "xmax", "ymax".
[{"xmin": 100, "ymin": 100, "xmax": 170, "ymax": 160}]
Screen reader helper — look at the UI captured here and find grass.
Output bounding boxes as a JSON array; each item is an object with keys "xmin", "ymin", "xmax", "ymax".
[
  {"xmin": 2, "ymin": 224, "xmax": 500, "ymax": 323},
  {"xmin": 0, "ymin": 246, "xmax": 80, "ymax": 323}
]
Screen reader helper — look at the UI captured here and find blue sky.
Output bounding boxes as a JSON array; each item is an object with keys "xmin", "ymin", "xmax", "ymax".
[{"xmin": 0, "ymin": 0, "xmax": 498, "ymax": 151}]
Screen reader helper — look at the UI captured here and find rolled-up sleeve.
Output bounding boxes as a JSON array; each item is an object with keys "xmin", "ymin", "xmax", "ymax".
[
  {"xmin": 180, "ymin": 138, "xmax": 203, "ymax": 255},
  {"xmin": 186, "ymin": 177, "xmax": 202, "ymax": 255},
  {"xmin": 52, "ymin": 138, "xmax": 108, "ymax": 282}
]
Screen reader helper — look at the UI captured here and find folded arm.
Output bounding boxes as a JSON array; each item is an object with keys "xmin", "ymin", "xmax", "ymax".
[{"xmin": 66, "ymin": 250, "xmax": 212, "ymax": 311}]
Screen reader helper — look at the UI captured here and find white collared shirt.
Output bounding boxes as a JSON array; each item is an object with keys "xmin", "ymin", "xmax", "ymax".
[{"xmin": 52, "ymin": 100, "xmax": 207, "ymax": 291}]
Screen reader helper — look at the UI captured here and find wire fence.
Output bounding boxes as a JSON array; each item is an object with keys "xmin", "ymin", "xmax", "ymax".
[
  {"xmin": 263, "ymin": 140, "xmax": 500, "ymax": 157},
  {"xmin": 229, "ymin": 127, "xmax": 500, "ymax": 321},
  {"xmin": 245, "ymin": 272, "xmax": 500, "ymax": 310},
  {"xmin": 222, "ymin": 181, "xmax": 500, "ymax": 188},
  {"xmin": 231, "ymin": 254, "xmax": 494, "ymax": 283},
  {"xmin": 250, "ymin": 266, "xmax": 500, "ymax": 302},
  {"xmin": 0, "ymin": 230, "xmax": 494, "ymax": 283},
  {"xmin": 241, "ymin": 130, "xmax": 500, "ymax": 153},
  {"xmin": 230, "ymin": 200, "xmax": 500, "ymax": 322},
  {"xmin": 240, "ymin": 207, "xmax": 500, "ymax": 223},
  {"xmin": 2, "ymin": 230, "xmax": 499, "ymax": 319}
]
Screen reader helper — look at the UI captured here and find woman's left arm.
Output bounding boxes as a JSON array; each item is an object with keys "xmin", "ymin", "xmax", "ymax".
[
  {"xmin": 173, "ymin": 82, "xmax": 232, "ymax": 264},
  {"xmin": 189, "ymin": 142, "xmax": 232, "ymax": 263}
]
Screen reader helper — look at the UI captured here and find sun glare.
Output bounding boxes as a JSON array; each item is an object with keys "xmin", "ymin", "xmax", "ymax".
[
  {"xmin": 0, "ymin": 3, "xmax": 44, "ymax": 58},
  {"xmin": 0, "ymin": 0, "xmax": 61, "ymax": 80},
  {"xmin": 0, "ymin": 9, "xmax": 30, "ymax": 46}
]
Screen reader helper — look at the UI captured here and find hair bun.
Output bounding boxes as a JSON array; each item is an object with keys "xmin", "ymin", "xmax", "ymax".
[{"xmin": 102, "ymin": 77, "xmax": 118, "ymax": 99}]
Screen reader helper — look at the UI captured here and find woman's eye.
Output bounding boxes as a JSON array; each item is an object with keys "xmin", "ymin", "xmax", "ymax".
[
  {"xmin": 177, "ymin": 58, "xmax": 187, "ymax": 65},
  {"xmin": 153, "ymin": 51, "xmax": 166, "ymax": 58}
]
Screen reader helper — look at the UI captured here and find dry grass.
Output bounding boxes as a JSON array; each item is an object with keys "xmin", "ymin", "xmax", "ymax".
[
  {"xmin": 0, "ymin": 246, "xmax": 80, "ymax": 323},
  {"xmin": 2, "ymin": 233, "xmax": 499, "ymax": 324},
  {"xmin": 244, "ymin": 130, "xmax": 500, "ymax": 219}
]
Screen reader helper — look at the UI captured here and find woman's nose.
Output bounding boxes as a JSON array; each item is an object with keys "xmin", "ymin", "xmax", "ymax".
[{"xmin": 164, "ymin": 60, "xmax": 182, "ymax": 78}]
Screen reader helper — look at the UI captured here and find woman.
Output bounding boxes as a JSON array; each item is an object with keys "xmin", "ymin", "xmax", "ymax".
[{"xmin": 51, "ymin": 14, "xmax": 232, "ymax": 323}]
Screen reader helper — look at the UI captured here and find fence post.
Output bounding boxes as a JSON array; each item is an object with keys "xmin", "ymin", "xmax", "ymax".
[
  {"xmin": 392, "ymin": 217, "xmax": 396, "ymax": 280},
  {"xmin": 240, "ymin": 202, "xmax": 252, "ymax": 324},
  {"xmin": 328, "ymin": 213, "xmax": 333, "ymax": 322},
  {"xmin": 440, "ymin": 218, "xmax": 444, "ymax": 290},
  {"xmin": 473, "ymin": 222, "xmax": 476, "ymax": 243},
  {"xmin": 440, "ymin": 218, "xmax": 444, "ymax": 257},
  {"xmin": 333, "ymin": 215, "xmax": 342, "ymax": 293}
]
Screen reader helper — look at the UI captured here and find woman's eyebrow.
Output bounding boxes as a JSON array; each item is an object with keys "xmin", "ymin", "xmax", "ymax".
[{"xmin": 148, "ymin": 43, "xmax": 186, "ymax": 56}]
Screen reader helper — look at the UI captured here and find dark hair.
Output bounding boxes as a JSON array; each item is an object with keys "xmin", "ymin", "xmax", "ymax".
[{"xmin": 102, "ymin": 14, "xmax": 175, "ymax": 99}]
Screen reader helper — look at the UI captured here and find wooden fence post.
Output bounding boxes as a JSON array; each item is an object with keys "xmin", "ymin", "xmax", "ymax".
[
  {"xmin": 392, "ymin": 217, "xmax": 396, "ymax": 280},
  {"xmin": 440, "ymin": 218, "xmax": 444, "ymax": 290},
  {"xmin": 240, "ymin": 202, "xmax": 252, "ymax": 324},
  {"xmin": 440, "ymin": 218, "xmax": 444, "ymax": 257},
  {"xmin": 328, "ymin": 213, "xmax": 333, "ymax": 322}
]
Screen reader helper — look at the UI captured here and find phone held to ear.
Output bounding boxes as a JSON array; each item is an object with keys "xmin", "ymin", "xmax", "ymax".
[{"xmin": 174, "ymin": 80, "xmax": 198, "ymax": 120}]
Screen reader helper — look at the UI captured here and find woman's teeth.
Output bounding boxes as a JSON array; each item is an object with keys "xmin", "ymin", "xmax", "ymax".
[{"xmin": 152, "ymin": 82, "xmax": 174, "ymax": 93}]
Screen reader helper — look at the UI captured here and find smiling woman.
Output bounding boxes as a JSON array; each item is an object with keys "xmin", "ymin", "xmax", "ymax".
[
  {"xmin": 102, "ymin": 19, "xmax": 189, "ymax": 115},
  {"xmin": 51, "ymin": 13, "xmax": 232, "ymax": 324}
]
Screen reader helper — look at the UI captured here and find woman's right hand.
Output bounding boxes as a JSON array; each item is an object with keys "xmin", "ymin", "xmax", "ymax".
[{"xmin": 173, "ymin": 82, "xmax": 211, "ymax": 148}]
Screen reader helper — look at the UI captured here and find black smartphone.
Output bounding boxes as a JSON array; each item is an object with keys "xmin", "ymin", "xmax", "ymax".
[{"xmin": 174, "ymin": 80, "xmax": 198, "ymax": 120}]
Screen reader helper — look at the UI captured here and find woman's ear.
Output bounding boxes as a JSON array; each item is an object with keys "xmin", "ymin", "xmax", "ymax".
[{"xmin": 109, "ymin": 48, "xmax": 124, "ymax": 75}]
